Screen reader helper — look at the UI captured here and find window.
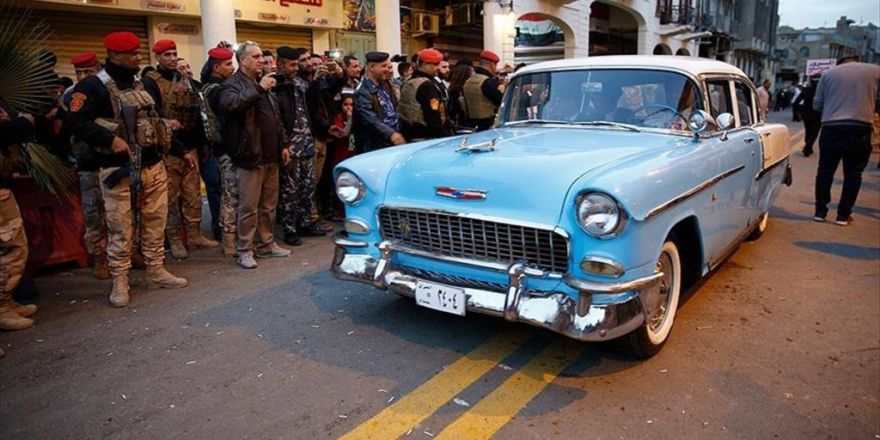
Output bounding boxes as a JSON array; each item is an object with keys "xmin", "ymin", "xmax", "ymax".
[
  {"xmin": 733, "ymin": 81, "xmax": 755, "ymax": 126},
  {"xmin": 705, "ymin": 79, "xmax": 733, "ymax": 121},
  {"xmin": 799, "ymin": 47, "xmax": 810, "ymax": 58}
]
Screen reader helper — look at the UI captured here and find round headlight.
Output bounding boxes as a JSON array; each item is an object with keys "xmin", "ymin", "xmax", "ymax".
[
  {"xmin": 335, "ymin": 171, "xmax": 366, "ymax": 205},
  {"xmin": 577, "ymin": 193, "xmax": 622, "ymax": 237}
]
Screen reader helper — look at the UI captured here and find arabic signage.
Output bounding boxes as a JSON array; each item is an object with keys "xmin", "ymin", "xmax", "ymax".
[
  {"xmin": 140, "ymin": 0, "xmax": 185, "ymax": 12},
  {"xmin": 157, "ymin": 23, "xmax": 199, "ymax": 35},
  {"xmin": 805, "ymin": 58, "xmax": 835, "ymax": 76}
]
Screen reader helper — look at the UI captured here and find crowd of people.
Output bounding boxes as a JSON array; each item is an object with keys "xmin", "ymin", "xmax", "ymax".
[{"xmin": 0, "ymin": 31, "xmax": 511, "ymax": 331}]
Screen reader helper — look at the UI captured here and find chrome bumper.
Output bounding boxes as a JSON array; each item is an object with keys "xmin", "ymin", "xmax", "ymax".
[{"xmin": 331, "ymin": 233, "xmax": 663, "ymax": 342}]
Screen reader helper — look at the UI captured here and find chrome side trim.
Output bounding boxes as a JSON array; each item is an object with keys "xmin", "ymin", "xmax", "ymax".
[
  {"xmin": 645, "ymin": 165, "xmax": 746, "ymax": 219},
  {"xmin": 755, "ymin": 157, "xmax": 788, "ymax": 181}
]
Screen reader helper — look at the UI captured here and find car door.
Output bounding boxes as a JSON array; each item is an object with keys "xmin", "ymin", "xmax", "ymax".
[
  {"xmin": 742, "ymin": 79, "xmax": 792, "ymax": 213},
  {"xmin": 702, "ymin": 77, "xmax": 762, "ymax": 263}
]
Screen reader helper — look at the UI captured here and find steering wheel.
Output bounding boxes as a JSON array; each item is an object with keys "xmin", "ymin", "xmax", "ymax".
[{"xmin": 636, "ymin": 103, "xmax": 686, "ymax": 126}]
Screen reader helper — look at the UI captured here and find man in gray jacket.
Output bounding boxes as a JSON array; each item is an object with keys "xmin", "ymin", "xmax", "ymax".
[
  {"xmin": 812, "ymin": 55, "xmax": 880, "ymax": 226},
  {"xmin": 219, "ymin": 42, "xmax": 291, "ymax": 268}
]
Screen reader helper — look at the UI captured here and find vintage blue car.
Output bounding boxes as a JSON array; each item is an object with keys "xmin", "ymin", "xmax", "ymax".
[{"xmin": 331, "ymin": 56, "xmax": 792, "ymax": 357}]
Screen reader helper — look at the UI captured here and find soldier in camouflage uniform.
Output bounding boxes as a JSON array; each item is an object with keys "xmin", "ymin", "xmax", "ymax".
[
  {"xmin": 0, "ymin": 99, "xmax": 39, "ymax": 330},
  {"xmin": 199, "ymin": 46, "xmax": 237, "ymax": 257},
  {"xmin": 143, "ymin": 39, "xmax": 218, "ymax": 259},
  {"xmin": 275, "ymin": 47, "xmax": 324, "ymax": 246},
  {"xmin": 64, "ymin": 32, "xmax": 187, "ymax": 308}
]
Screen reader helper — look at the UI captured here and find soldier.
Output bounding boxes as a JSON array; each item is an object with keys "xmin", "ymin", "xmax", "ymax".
[
  {"xmin": 463, "ymin": 50, "xmax": 504, "ymax": 131},
  {"xmin": 275, "ymin": 47, "xmax": 326, "ymax": 246},
  {"xmin": 66, "ymin": 52, "xmax": 110, "ymax": 279},
  {"xmin": 142, "ymin": 39, "xmax": 218, "ymax": 260},
  {"xmin": 0, "ymin": 98, "xmax": 39, "ymax": 330},
  {"xmin": 64, "ymin": 31, "xmax": 187, "ymax": 307},
  {"xmin": 199, "ymin": 46, "xmax": 237, "ymax": 257},
  {"xmin": 352, "ymin": 51, "xmax": 404, "ymax": 152},
  {"xmin": 399, "ymin": 48, "xmax": 453, "ymax": 141}
]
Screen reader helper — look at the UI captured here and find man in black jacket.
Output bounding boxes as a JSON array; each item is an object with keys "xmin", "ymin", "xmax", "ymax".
[
  {"xmin": 792, "ymin": 75, "xmax": 821, "ymax": 157},
  {"xmin": 219, "ymin": 42, "xmax": 291, "ymax": 269},
  {"xmin": 353, "ymin": 52, "xmax": 405, "ymax": 152}
]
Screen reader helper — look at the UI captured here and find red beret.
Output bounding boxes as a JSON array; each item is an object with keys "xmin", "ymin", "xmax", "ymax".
[
  {"xmin": 418, "ymin": 48, "xmax": 444, "ymax": 64},
  {"xmin": 71, "ymin": 51, "xmax": 99, "ymax": 68},
  {"xmin": 152, "ymin": 39, "xmax": 176, "ymax": 54},
  {"xmin": 207, "ymin": 47, "xmax": 233, "ymax": 61},
  {"xmin": 479, "ymin": 50, "xmax": 500, "ymax": 63},
  {"xmin": 103, "ymin": 32, "xmax": 140, "ymax": 53}
]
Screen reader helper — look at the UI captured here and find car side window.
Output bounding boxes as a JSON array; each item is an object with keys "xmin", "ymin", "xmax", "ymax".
[
  {"xmin": 733, "ymin": 81, "xmax": 754, "ymax": 126},
  {"xmin": 705, "ymin": 80, "xmax": 733, "ymax": 121}
]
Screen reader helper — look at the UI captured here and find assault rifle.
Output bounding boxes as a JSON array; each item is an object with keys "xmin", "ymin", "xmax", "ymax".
[{"xmin": 102, "ymin": 103, "xmax": 142, "ymax": 247}]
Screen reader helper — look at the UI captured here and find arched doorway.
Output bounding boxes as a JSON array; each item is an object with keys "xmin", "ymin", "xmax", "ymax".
[
  {"xmin": 653, "ymin": 43, "xmax": 673, "ymax": 55},
  {"xmin": 675, "ymin": 47, "xmax": 691, "ymax": 56},
  {"xmin": 514, "ymin": 13, "xmax": 572, "ymax": 65},
  {"xmin": 589, "ymin": 1, "xmax": 640, "ymax": 56}
]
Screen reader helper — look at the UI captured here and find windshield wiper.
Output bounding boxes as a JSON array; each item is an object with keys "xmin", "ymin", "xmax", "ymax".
[
  {"xmin": 572, "ymin": 120, "xmax": 642, "ymax": 133},
  {"xmin": 502, "ymin": 119, "xmax": 572, "ymax": 127}
]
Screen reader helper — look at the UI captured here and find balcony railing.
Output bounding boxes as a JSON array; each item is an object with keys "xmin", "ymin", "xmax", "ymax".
[{"xmin": 656, "ymin": 1, "xmax": 696, "ymax": 26}]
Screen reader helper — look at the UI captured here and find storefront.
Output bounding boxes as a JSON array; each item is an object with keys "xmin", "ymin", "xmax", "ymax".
[{"xmin": 235, "ymin": 22, "xmax": 313, "ymax": 54}]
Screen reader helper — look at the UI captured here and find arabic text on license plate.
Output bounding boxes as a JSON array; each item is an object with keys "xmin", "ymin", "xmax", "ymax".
[{"xmin": 415, "ymin": 281, "xmax": 466, "ymax": 316}]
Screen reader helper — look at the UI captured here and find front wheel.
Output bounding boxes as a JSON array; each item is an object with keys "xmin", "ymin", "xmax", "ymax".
[{"xmin": 619, "ymin": 239, "xmax": 682, "ymax": 358}]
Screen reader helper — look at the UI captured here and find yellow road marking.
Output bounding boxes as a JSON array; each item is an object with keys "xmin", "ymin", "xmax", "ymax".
[
  {"xmin": 339, "ymin": 330, "xmax": 531, "ymax": 440},
  {"xmin": 435, "ymin": 340, "xmax": 583, "ymax": 440}
]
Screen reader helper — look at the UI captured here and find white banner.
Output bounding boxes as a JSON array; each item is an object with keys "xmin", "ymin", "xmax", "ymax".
[{"xmin": 805, "ymin": 58, "xmax": 835, "ymax": 76}]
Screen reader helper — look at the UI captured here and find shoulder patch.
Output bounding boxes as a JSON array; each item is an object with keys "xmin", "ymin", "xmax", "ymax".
[
  {"xmin": 70, "ymin": 92, "xmax": 87, "ymax": 112},
  {"xmin": 430, "ymin": 98, "xmax": 440, "ymax": 111}
]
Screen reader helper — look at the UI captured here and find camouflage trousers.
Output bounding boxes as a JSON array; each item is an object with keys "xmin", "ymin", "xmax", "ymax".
[
  {"xmin": 100, "ymin": 162, "xmax": 169, "ymax": 276},
  {"xmin": 218, "ymin": 154, "xmax": 238, "ymax": 234},
  {"xmin": 278, "ymin": 156, "xmax": 315, "ymax": 235},
  {"xmin": 78, "ymin": 171, "xmax": 108, "ymax": 259},
  {"xmin": 309, "ymin": 139, "xmax": 327, "ymax": 224},
  {"xmin": 0, "ymin": 190, "xmax": 27, "ymax": 307},
  {"xmin": 164, "ymin": 155, "xmax": 202, "ymax": 239}
]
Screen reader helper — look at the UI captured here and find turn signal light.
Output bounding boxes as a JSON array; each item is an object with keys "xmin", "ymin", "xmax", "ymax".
[
  {"xmin": 344, "ymin": 219, "xmax": 370, "ymax": 235},
  {"xmin": 580, "ymin": 258, "xmax": 624, "ymax": 278}
]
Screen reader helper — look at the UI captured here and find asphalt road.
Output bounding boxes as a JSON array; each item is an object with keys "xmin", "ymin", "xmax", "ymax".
[{"xmin": 1, "ymin": 114, "xmax": 878, "ymax": 439}]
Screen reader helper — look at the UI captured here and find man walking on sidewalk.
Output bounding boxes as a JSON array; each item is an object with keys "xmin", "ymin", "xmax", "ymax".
[
  {"xmin": 812, "ymin": 55, "xmax": 880, "ymax": 226},
  {"xmin": 792, "ymin": 75, "xmax": 821, "ymax": 157}
]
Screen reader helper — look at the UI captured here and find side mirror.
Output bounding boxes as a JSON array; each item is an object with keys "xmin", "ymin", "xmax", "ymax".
[
  {"xmin": 716, "ymin": 113, "xmax": 735, "ymax": 130},
  {"xmin": 688, "ymin": 110, "xmax": 714, "ymax": 137}
]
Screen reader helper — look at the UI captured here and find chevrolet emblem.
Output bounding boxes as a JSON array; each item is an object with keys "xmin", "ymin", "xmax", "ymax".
[{"xmin": 435, "ymin": 187, "xmax": 488, "ymax": 201}]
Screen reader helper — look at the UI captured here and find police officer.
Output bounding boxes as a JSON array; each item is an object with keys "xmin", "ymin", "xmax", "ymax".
[
  {"xmin": 399, "ymin": 48, "xmax": 453, "ymax": 141},
  {"xmin": 142, "ymin": 39, "xmax": 218, "ymax": 260},
  {"xmin": 352, "ymin": 51, "xmax": 404, "ymax": 152},
  {"xmin": 66, "ymin": 52, "xmax": 110, "ymax": 279},
  {"xmin": 463, "ymin": 50, "xmax": 504, "ymax": 131},
  {"xmin": 64, "ymin": 31, "xmax": 187, "ymax": 308},
  {"xmin": 0, "ymin": 98, "xmax": 39, "ymax": 330},
  {"xmin": 199, "ymin": 46, "xmax": 237, "ymax": 257}
]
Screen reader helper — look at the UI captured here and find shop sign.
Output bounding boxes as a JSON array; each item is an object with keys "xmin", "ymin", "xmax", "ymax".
[
  {"xmin": 158, "ymin": 23, "xmax": 200, "ymax": 36},
  {"xmin": 304, "ymin": 17, "xmax": 329, "ymax": 25},
  {"xmin": 258, "ymin": 13, "xmax": 289, "ymax": 23},
  {"xmin": 281, "ymin": 0, "xmax": 323, "ymax": 6},
  {"xmin": 140, "ymin": 0, "xmax": 185, "ymax": 12},
  {"xmin": 805, "ymin": 58, "xmax": 835, "ymax": 76},
  {"xmin": 63, "ymin": 0, "xmax": 118, "ymax": 5}
]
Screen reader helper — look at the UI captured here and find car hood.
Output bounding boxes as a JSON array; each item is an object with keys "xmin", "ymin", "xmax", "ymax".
[{"xmin": 382, "ymin": 126, "xmax": 675, "ymax": 226}]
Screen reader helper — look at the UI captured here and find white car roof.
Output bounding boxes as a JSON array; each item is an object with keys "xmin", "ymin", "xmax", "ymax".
[{"xmin": 513, "ymin": 55, "xmax": 748, "ymax": 79}]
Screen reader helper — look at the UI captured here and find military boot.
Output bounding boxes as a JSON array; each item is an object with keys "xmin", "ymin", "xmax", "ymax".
[
  {"xmin": 0, "ymin": 305, "xmax": 34, "ymax": 330},
  {"xmin": 12, "ymin": 302, "xmax": 37, "ymax": 317},
  {"xmin": 186, "ymin": 225, "xmax": 219, "ymax": 249},
  {"xmin": 147, "ymin": 266, "xmax": 188, "ymax": 289},
  {"xmin": 221, "ymin": 232, "xmax": 236, "ymax": 258},
  {"xmin": 93, "ymin": 254, "xmax": 111, "ymax": 280},
  {"xmin": 168, "ymin": 232, "xmax": 189, "ymax": 260},
  {"xmin": 109, "ymin": 274, "xmax": 130, "ymax": 307}
]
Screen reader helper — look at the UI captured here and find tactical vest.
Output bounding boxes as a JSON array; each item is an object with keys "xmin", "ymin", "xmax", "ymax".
[
  {"xmin": 146, "ymin": 70, "xmax": 200, "ymax": 131},
  {"xmin": 398, "ymin": 77, "xmax": 430, "ymax": 126},
  {"xmin": 463, "ymin": 73, "xmax": 497, "ymax": 120},
  {"xmin": 98, "ymin": 70, "xmax": 171, "ymax": 153},
  {"xmin": 201, "ymin": 82, "xmax": 222, "ymax": 145}
]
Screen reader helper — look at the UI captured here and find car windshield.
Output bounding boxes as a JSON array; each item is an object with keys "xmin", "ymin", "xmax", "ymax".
[{"xmin": 501, "ymin": 69, "xmax": 704, "ymax": 132}]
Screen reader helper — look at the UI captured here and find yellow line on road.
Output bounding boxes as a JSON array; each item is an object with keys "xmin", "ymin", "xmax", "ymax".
[
  {"xmin": 434, "ymin": 340, "xmax": 583, "ymax": 440},
  {"xmin": 339, "ymin": 330, "xmax": 531, "ymax": 440}
]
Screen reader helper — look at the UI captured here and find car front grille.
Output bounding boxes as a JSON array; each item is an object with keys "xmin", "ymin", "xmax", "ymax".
[{"xmin": 378, "ymin": 207, "xmax": 569, "ymax": 274}]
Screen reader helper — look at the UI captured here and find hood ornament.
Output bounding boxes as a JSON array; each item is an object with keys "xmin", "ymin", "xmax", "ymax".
[
  {"xmin": 456, "ymin": 136, "xmax": 498, "ymax": 154},
  {"xmin": 435, "ymin": 187, "xmax": 488, "ymax": 201}
]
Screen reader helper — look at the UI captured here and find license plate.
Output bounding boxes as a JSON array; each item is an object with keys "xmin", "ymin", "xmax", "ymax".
[{"xmin": 415, "ymin": 281, "xmax": 466, "ymax": 316}]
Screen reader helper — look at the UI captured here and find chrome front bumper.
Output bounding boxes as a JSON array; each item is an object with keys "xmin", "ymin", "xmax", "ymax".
[{"xmin": 331, "ymin": 233, "xmax": 663, "ymax": 342}]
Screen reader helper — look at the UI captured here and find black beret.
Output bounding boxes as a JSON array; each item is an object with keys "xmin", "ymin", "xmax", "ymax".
[
  {"xmin": 262, "ymin": 50, "xmax": 273, "ymax": 58},
  {"xmin": 276, "ymin": 46, "xmax": 297, "ymax": 60},
  {"xmin": 365, "ymin": 51, "xmax": 389, "ymax": 63}
]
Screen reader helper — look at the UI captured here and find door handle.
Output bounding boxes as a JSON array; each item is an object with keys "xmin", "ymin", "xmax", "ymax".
[
  {"xmin": 762, "ymin": 132, "xmax": 771, "ymax": 137},
  {"xmin": 745, "ymin": 138, "xmax": 755, "ymax": 143}
]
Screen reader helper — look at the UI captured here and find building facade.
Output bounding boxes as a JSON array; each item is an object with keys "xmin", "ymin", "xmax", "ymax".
[{"xmin": 775, "ymin": 16, "xmax": 878, "ymax": 85}]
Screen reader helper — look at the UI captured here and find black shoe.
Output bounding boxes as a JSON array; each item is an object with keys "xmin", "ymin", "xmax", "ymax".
[
  {"xmin": 300, "ymin": 223, "xmax": 327, "ymax": 237},
  {"xmin": 834, "ymin": 216, "xmax": 853, "ymax": 226},
  {"xmin": 802, "ymin": 149, "xmax": 813, "ymax": 157},
  {"xmin": 812, "ymin": 213, "xmax": 826, "ymax": 222},
  {"xmin": 283, "ymin": 233, "xmax": 303, "ymax": 246}
]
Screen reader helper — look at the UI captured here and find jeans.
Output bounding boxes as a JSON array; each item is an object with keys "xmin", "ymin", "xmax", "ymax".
[
  {"xmin": 814, "ymin": 124, "xmax": 873, "ymax": 219},
  {"xmin": 200, "ymin": 154, "xmax": 221, "ymax": 236}
]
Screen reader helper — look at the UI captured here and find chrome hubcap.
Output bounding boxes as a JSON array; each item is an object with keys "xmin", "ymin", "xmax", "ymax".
[{"xmin": 648, "ymin": 252, "xmax": 673, "ymax": 332}]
